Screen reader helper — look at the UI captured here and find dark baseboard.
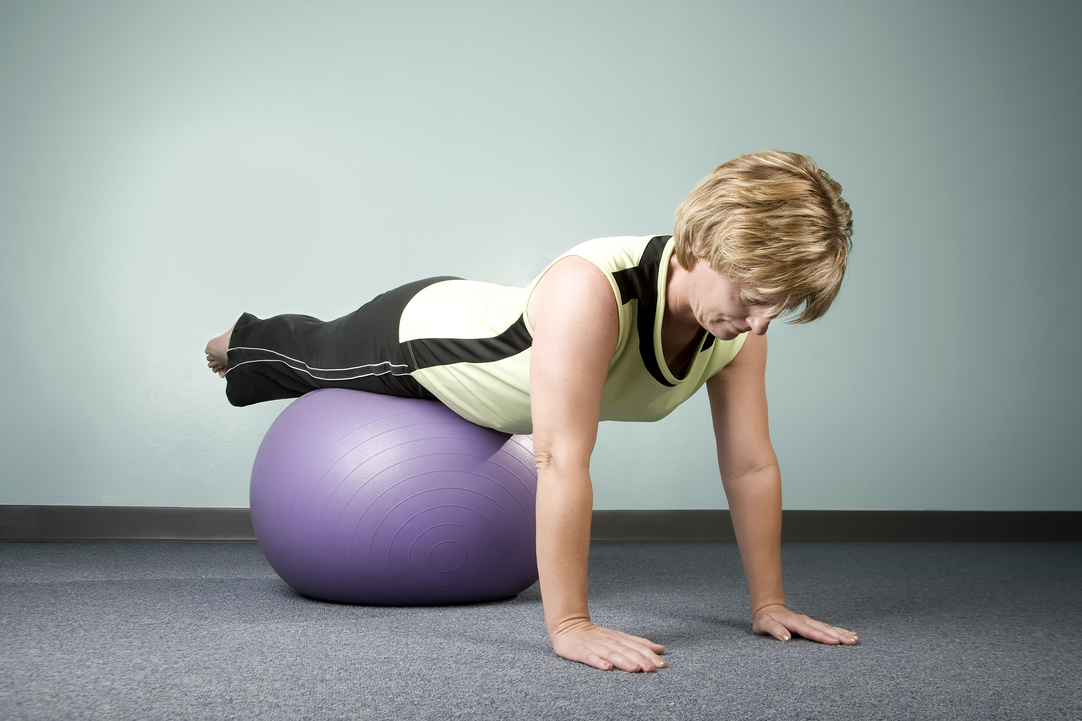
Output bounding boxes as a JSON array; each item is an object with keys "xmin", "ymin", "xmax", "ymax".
[
  {"xmin": 0, "ymin": 506, "xmax": 255, "ymax": 541},
  {"xmin": 590, "ymin": 510, "xmax": 1082, "ymax": 542},
  {"xmin": 1, "ymin": 506, "xmax": 1078, "ymax": 542}
]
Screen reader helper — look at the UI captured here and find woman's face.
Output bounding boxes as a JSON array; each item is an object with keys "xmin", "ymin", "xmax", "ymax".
[{"xmin": 684, "ymin": 258, "xmax": 775, "ymax": 340}]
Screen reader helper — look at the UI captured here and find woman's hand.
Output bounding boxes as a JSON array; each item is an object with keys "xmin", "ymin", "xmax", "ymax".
[
  {"xmin": 550, "ymin": 619, "xmax": 667, "ymax": 672},
  {"xmin": 709, "ymin": 338, "xmax": 858, "ymax": 650},
  {"xmin": 752, "ymin": 603, "xmax": 859, "ymax": 645}
]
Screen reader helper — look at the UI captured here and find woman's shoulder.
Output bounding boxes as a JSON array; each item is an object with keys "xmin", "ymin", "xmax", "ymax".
[{"xmin": 557, "ymin": 235, "xmax": 666, "ymax": 274}]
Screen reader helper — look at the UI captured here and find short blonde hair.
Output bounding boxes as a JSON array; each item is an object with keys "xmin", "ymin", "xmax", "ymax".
[{"xmin": 673, "ymin": 150, "xmax": 853, "ymax": 323}]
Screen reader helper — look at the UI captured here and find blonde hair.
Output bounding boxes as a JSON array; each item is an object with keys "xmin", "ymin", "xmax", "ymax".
[{"xmin": 673, "ymin": 150, "xmax": 853, "ymax": 323}]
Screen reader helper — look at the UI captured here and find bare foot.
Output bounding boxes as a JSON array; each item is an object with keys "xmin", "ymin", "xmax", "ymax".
[{"xmin": 205, "ymin": 323, "xmax": 235, "ymax": 378}]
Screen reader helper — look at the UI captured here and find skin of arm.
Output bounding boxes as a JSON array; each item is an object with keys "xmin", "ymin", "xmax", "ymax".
[
  {"xmin": 707, "ymin": 332, "xmax": 858, "ymax": 645},
  {"xmin": 527, "ymin": 256, "xmax": 668, "ymax": 672}
]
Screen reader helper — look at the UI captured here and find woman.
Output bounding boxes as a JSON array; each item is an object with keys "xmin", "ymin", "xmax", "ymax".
[{"xmin": 206, "ymin": 150, "xmax": 859, "ymax": 672}]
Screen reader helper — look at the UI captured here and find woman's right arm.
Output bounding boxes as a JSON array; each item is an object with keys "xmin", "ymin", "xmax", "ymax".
[{"xmin": 527, "ymin": 255, "xmax": 667, "ymax": 673}]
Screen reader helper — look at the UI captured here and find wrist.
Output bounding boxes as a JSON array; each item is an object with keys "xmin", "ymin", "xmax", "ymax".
[
  {"xmin": 548, "ymin": 615, "xmax": 594, "ymax": 641},
  {"xmin": 751, "ymin": 599, "xmax": 787, "ymax": 617}
]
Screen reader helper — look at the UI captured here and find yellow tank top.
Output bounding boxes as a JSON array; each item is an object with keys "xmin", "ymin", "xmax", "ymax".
[{"xmin": 399, "ymin": 235, "xmax": 747, "ymax": 434}]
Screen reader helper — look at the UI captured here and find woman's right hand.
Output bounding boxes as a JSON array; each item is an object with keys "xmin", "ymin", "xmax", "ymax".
[
  {"xmin": 550, "ymin": 619, "xmax": 667, "ymax": 672},
  {"xmin": 528, "ymin": 255, "xmax": 660, "ymax": 673}
]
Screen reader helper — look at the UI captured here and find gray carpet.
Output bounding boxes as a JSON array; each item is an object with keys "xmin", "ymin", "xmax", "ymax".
[{"xmin": 1, "ymin": 542, "xmax": 1079, "ymax": 720}]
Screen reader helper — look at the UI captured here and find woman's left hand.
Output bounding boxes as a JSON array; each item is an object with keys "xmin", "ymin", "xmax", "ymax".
[{"xmin": 752, "ymin": 604, "xmax": 859, "ymax": 645}]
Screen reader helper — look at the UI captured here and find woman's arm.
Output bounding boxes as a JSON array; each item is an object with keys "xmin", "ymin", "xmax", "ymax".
[
  {"xmin": 707, "ymin": 332, "xmax": 859, "ymax": 645},
  {"xmin": 528, "ymin": 255, "xmax": 667, "ymax": 672}
]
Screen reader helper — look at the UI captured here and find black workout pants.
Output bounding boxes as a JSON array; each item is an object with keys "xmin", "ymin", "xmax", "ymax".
[{"xmin": 223, "ymin": 277, "xmax": 453, "ymax": 407}]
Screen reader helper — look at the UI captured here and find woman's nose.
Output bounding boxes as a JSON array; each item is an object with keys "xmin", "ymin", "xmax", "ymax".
[{"xmin": 748, "ymin": 316, "xmax": 771, "ymax": 335}]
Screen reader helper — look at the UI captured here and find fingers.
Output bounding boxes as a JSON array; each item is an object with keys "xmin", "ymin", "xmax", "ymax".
[
  {"xmin": 609, "ymin": 633, "xmax": 666, "ymax": 672},
  {"xmin": 587, "ymin": 636, "xmax": 666, "ymax": 673},
  {"xmin": 757, "ymin": 617, "xmax": 793, "ymax": 643},
  {"xmin": 552, "ymin": 624, "xmax": 666, "ymax": 673},
  {"xmin": 755, "ymin": 606, "xmax": 860, "ymax": 646},
  {"xmin": 784, "ymin": 614, "xmax": 859, "ymax": 645}
]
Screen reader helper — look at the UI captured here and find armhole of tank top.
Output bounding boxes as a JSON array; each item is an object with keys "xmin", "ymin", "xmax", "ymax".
[
  {"xmin": 718, "ymin": 331, "xmax": 750, "ymax": 371},
  {"xmin": 730, "ymin": 331, "xmax": 749, "ymax": 362}
]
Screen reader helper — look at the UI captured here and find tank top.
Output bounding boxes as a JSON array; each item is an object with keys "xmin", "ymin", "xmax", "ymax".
[{"xmin": 399, "ymin": 235, "xmax": 747, "ymax": 434}]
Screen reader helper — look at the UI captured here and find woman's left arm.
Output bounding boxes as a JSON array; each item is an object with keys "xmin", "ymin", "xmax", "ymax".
[{"xmin": 707, "ymin": 332, "xmax": 859, "ymax": 645}]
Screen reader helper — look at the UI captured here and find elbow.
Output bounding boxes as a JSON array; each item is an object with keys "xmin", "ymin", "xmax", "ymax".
[
  {"xmin": 535, "ymin": 448, "xmax": 556, "ymax": 473},
  {"xmin": 533, "ymin": 446, "xmax": 591, "ymax": 478}
]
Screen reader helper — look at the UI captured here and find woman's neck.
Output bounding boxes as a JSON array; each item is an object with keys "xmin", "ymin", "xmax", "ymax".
[{"xmin": 661, "ymin": 253, "xmax": 705, "ymax": 375}]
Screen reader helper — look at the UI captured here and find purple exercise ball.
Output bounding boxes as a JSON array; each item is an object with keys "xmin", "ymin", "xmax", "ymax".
[{"xmin": 250, "ymin": 389, "xmax": 538, "ymax": 605}]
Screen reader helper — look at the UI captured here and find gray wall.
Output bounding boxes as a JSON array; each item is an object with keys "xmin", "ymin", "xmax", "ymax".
[{"xmin": 1, "ymin": 1, "xmax": 1078, "ymax": 510}]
